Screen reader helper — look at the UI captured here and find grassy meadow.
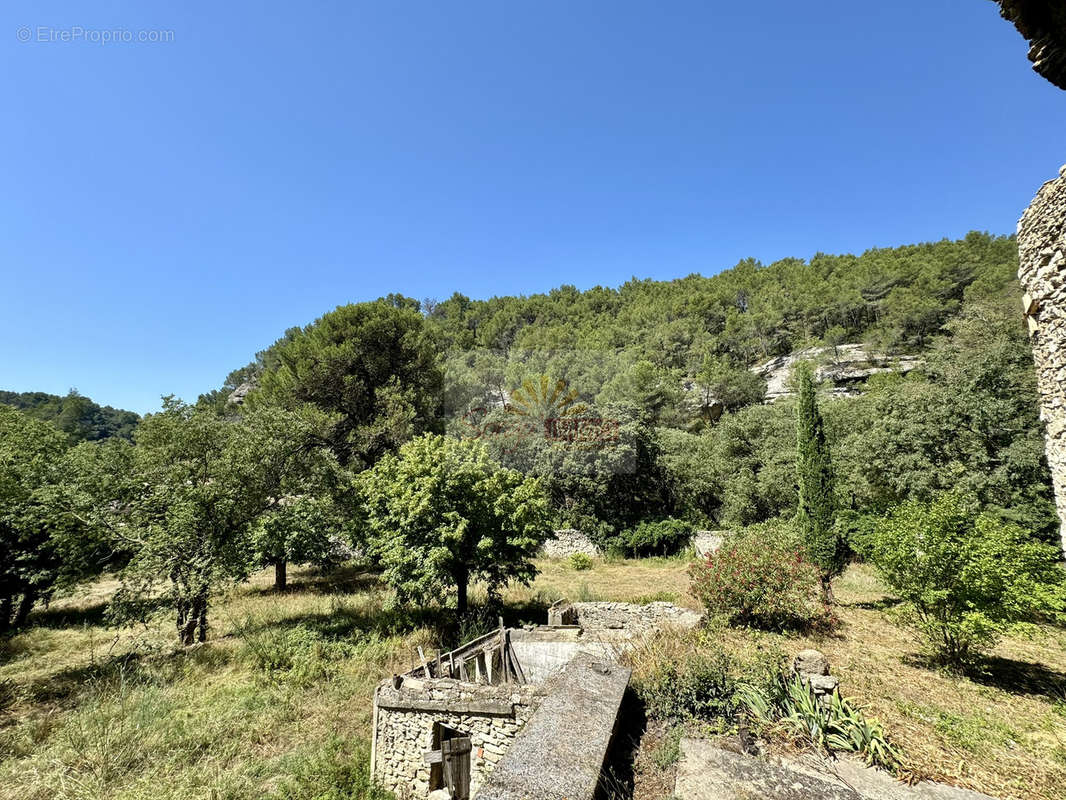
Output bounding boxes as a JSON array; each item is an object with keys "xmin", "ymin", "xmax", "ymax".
[{"xmin": 0, "ymin": 558, "xmax": 1064, "ymax": 800}]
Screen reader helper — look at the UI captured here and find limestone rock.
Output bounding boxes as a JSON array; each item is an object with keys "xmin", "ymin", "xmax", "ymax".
[
  {"xmin": 793, "ymin": 649, "xmax": 829, "ymax": 678},
  {"xmin": 751, "ymin": 344, "xmax": 921, "ymax": 402}
]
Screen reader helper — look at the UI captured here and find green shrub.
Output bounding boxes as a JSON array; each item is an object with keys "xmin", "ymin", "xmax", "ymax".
[
  {"xmin": 569, "ymin": 552, "xmax": 593, "ymax": 571},
  {"xmin": 637, "ymin": 648, "xmax": 737, "ymax": 720},
  {"xmin": 870, "ymin": 492, "xmax": 1065, "ymax": 665},
  {"xmin": 619, "ymin": 518, "xmax": 693, "ymax": 558},
  {"xmin": 241, "ymin": 625, "xmax": 353, "ymax": 687},
  {"xmin": 834, "ymin": 509, "xmax": 879, "ymax": 562},
  {"xmin": 689, "ymin": 526, "xmax": 823, "ymax": 629}
]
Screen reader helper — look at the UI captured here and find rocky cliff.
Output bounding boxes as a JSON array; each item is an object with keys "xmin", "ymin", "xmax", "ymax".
[{"xmin": 751, "ymin": 344, "xmax": 922, "ymax": 403}]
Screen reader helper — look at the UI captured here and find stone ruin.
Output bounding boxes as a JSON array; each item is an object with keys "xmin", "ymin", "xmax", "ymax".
[
  {"xmin": 542, "ymin": 528, "xmax": 730, "ymax": 560},
  {"xmin": 370, "ymin": 600, "xmax": 701, "ymax": 800},
  {"xmin": 539, "ymin": 529, "xmax": 598, "ymax": 559},
  {"xmin": 1018, "ymin": 165, "xmax": 1066, "ymax": 555}
]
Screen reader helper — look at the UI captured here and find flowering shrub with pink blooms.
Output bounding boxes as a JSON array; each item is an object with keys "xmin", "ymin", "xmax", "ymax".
[{"xmin": 689, "ymin": 530, "xmax": 823, "ymax": 629}]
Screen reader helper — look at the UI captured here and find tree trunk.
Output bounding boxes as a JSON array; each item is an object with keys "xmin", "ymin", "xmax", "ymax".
[
  {"xmin": 456, "ymin": 569, "xmax": 469, "ymax": 616},
  {"xmin": 13, "ymin": 590, "xmax": 35, "ymax": 629},
  {"xmin": 821, "ymin": 576, "xmax": 835, "ymax": 606},
  {"xmin": 176, "ymin": 597, "xmax": 190, "ymax": 642},
  {"xmin": 195, "ymin": 594, "xmax": 208, "ymax": 643},
  {"xmin": 178, "ymin": 602, "xmax": 198, "ymax": 646},
  {"xmin": 275, "ymin": 560, "xmax": 287, "ymax": 591},
  {"xmin": 0, "ymin": 594, "xmax": 12, "ymax": 633}
]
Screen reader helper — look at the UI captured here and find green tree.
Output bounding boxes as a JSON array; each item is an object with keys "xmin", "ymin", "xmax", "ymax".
[
  {"xmin": 0, "ymin": 406, "xmax": 98, "ymax": 631},
  {"xmin": 833, "ymin": 300, "xmax": 1057, "ymax": 541},
  {"xmin": 90, "ymin": 399, "xmax": 334, "ymax": 645},
  {"xmin": 0, "ymin": 389, "xmax": 139, "ymax": 442},
  {"xmin": 692, "ymin": 354, "xmax": 767, "ymax": 422},
  {"xmin": 252, "ymin": 300, "xmax": 444, "ymax": 469},
  {"xmin": 479, "ymin": 401, "xmax": 672, "ymax": 545},
  {"xmin": 871, "ymin": 492, "xmax": 1064, "ymax": 665},
  {"xmin": 359, "ymin": 435, "xmax": 550, "ymax": 614},
  {"xmin": 795, "ymin": 365, "xmax": 845, "ymax": 602},
  {"xmin": 251, "ymin": 493, "xmax": 347, "ymax": 591}
]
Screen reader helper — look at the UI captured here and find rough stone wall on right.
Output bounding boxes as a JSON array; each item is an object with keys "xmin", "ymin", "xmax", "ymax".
[{"xmin": 1018, "ymin": 164, "xmax": 1066, "ymax": 554}]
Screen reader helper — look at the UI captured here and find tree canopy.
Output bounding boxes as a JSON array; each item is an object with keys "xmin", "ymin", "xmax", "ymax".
[
  {"xmin": 359, "ymin": 434, "xmax": 550, "ymax": 614},
  {"xmin": 249, "ymin": 300, "xmax": 444, "ymax": 469},
  {"xmin": 0, "ymin": 389, "xmax": 139, "ymax": 442}
]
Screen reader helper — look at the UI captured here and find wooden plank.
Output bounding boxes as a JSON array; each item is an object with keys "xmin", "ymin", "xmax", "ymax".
[
  {"xmin": 423, "ymin": 749, "xmax": 443, "ymax": 765},
  {"xmin": 498, "ymin": 618, "xmax": 508, "ymax": 684},
  {"xmin": 505, "ymin": 629, "xmax": 526, "ymax": 684},
  {"xmin": 417, "ymin": 646, "xmax": 430, "ymax": 677}
]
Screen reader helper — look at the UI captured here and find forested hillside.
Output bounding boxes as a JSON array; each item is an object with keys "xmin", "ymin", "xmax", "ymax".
[
  {"xmin": 0, "ymin": 389, "xmax": 139, "ymax": 442},
  {"xmin": 218, "ymin": 231, "xmax": 1058, "ymax": 543}
]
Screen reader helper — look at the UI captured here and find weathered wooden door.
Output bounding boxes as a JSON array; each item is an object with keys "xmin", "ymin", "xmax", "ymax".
[
  {"xmin": 441, "ymin": 736, "xmax": 472, "ymax": 800},
  {"xmin": 425, "ymin": 725, "xmax": 472, "ymax": 800}
]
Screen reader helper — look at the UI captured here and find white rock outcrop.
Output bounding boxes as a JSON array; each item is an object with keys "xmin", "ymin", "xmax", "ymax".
[{"xmin": 751, "ymin": 344, "xmax": 921, "ymax": 402}]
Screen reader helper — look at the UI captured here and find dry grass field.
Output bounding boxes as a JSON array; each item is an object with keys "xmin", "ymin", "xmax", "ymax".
[{"xmin": 0, "ymin": 558, "xmax": 1063, "ymax": 800}]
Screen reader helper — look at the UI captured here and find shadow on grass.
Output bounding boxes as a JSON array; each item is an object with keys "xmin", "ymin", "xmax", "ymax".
[
  {"xmin": 247, "ymin": 564, "xmax": 384, "ymax": 597},
  {"xmin": 28, "ymin": 600, "xmax": 110, "ymax": 629},
  {"xmin": 848, "ymin": 596, "xmax": 904, "ymax": 612},
  {"xmin": 964, "ymin": 655, "xmax": 1066, "ymax": 702},
  {"xmin": 25, "ymin": 644, "xmax": 231, "ymax": 706},
  {"xmin": 898, "ymin": 651, "xmax": 1066, "ymax": 702},
  {"xmin": 240, "ymin": 602, "xmax": 444, "ymax": 642}
]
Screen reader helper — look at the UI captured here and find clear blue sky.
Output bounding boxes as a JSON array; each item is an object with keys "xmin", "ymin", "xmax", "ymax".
[{"xmin": 3, "ymin": 1, "xmax": 1064, "ymax": 415}]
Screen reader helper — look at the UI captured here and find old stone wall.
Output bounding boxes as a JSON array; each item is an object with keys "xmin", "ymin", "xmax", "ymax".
[
  {"xmin": 541, "ymin": 529, "xmax": 599, "ymax": 558},
  {"xmin": 996, "ymin": 1, "xmax": 1066, "ymax": 91},
  {"xmin": 570, "ymin": 601, "xmax": 702, "ymax": 637},
  {"xmin": 1018, "ymin": 165, "xmax": 1066, "ymax": 554},
  {"xmin": 692, "ymin": 530, "xmax": 727, "ymax": 559},
  {"xmin": 372, "ymin": 678, "xmax": 543, "ymax": 798}
]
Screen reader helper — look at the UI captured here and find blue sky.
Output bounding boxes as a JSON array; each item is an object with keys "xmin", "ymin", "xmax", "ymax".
[{"xmin": 2, "ymin": 1, "xmax": 1064, "ymax": 415}]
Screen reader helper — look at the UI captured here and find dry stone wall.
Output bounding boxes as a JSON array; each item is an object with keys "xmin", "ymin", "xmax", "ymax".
[
  {"xmin": 373, "ymin": 679, "xmax": 543, "ymax": 798},
  {"xmin": 541, "ymin": 529, "xmax": 599, "ymax": 558},
  {"xmin": 570, "ymin": 601, "xmax": 702, "ymax": 637},
  {"xmin": 1018, "ymin": 165, "xmax": 1066, "ymax": 554}
]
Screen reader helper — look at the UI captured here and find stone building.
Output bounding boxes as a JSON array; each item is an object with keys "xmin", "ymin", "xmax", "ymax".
[
  {"xmin": 1018, "ymin": 167, "xmax": 1066, "ymax": 553},
  {"xmin": 996, "ymin": 2, "xmax": 1066, "ymax": 553},
  {"xmin": 370, "ymin": 601, "xmax": 700, "ymax": 800}
]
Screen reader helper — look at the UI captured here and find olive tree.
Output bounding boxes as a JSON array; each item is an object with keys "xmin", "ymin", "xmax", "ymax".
[{"xmin": 92, "ymin": 398, "xmax": 335, "ymax": 645}]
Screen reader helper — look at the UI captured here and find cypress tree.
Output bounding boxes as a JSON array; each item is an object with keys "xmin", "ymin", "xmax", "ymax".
[{"xmin": 795, "ymin": 364, "xmax": 844, "ymax": 603}]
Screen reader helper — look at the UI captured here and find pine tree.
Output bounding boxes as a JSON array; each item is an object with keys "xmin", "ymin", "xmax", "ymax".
[{"xmin": 795, "ymin": 364, "xmax": 845, "ymax": 603}]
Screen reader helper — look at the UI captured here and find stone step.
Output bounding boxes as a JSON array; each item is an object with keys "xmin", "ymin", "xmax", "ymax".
[{"xmin": 674, "ymin": 738, "xmax": 996, "ymax": 800}]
